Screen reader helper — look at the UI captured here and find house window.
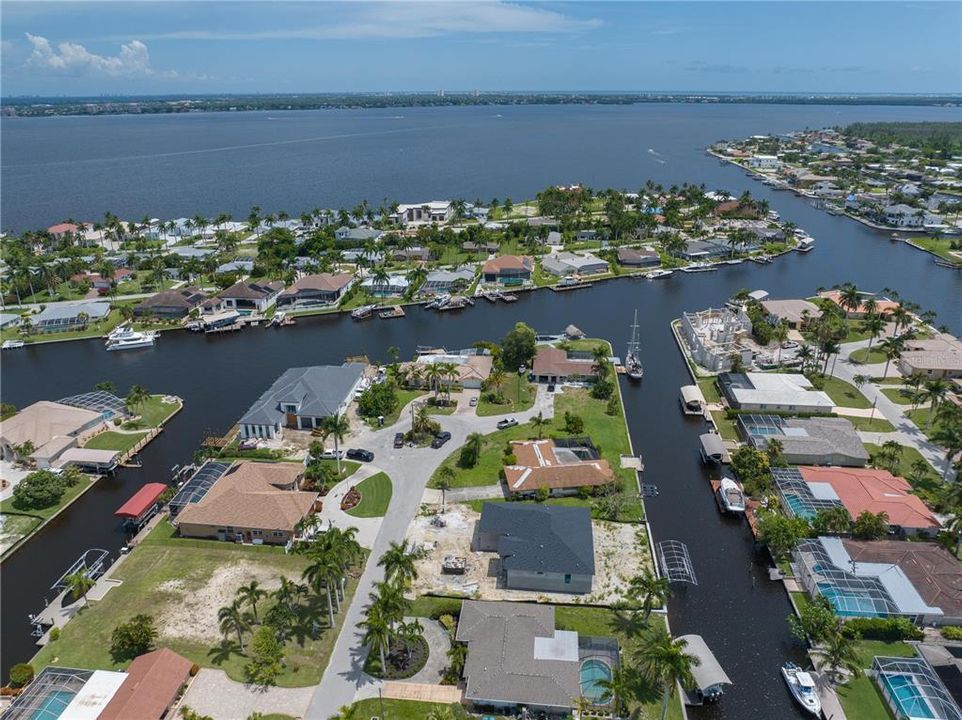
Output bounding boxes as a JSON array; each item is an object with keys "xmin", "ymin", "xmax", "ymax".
[
  {"xmin": 564, "ymin": 574, "xmax": 572, "ymax": 584},
  {"xmin": 252, "ymin": 530, "xmax": 262, "ymax": 536},
  {"xmin": 227, "ymin": 526, "xmax": 235, "ymax": 532},
  {"xmin": 282, "ymin": 404, "xmax": 298, "ymax": 413}
]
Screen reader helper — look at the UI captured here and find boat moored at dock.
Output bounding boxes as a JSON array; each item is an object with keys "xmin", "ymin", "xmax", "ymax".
[
  {"xmin": 645, "ymin": 269, "xmax": 673, "ymax": 279},
  {"xmin": 105, "ymin": 324, "xmax": 158, "ymax": 351},
  {"xmin": 782, "ymin": 663, "xmax": 821, "ymax": 717},
  {"xmin": 351, "ymin": 304, "xmax": 377, "ymax": 319},
  {"xmin": 716, "ymin": 477, "xmax": 746, "ymax": 514},
  {"xmin": 2, "ymin": 340, "xmax": 25, "ymax": 350},
  {"xmin": 625, "ymin": 309, "xmax": 644, "ymax": 381}
]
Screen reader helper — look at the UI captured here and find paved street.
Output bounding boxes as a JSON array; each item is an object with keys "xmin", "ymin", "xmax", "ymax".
[{"xmin": 304, "ymin": 386, "xmax": 554, "ymax": 717}]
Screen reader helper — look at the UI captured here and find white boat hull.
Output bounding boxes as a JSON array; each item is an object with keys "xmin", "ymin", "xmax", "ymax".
[
  {"xmin": 106, "ymin": 339, "xmax": 156, "ymax": 351},
  {"xmin": 782, "ymin": 665, "xmax": 821, "ymax": 717}
]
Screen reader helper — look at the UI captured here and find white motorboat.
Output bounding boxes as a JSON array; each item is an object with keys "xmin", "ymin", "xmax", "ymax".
[
  {"xmin": 351, "ymin": 304, "xmax": 377, "ymax": 319},
  {"xmin": 645, "ymin": 269, "xmax": 673, "ymax": 279},
  {"xmin": 105, "ymin": 325, "xmax": 157, "ymax": 351},
  {"xmin": 717, "ymin": 477, "xmax": 746, "ymax": 514},
  {"xmin": 724, "ymin": 258, "xmax": 744, "ymax": 265},
  {"xmin": 681, "ymin": 262, "xmax": 718, "ymax": 273},
  {"xmin": 782, "ymin": 663, "xmax": 821, "ymax": 717},
  {"xmin": 1, "ymin": 340, "xmax": 25, "ymax": 350},
  {"xmin": 625, "ymin": 309, "xmax": 643, "ymax": 381}
]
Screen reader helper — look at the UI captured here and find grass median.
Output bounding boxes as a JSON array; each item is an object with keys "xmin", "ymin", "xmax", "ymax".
[{"xmin": 346, "ymin": 472, "xmax": 392, "ymax": 518}]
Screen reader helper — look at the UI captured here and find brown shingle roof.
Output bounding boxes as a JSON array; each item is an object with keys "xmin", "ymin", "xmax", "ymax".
[
  {"xmin": 482, "ymin": 255, "xmax": 533, "ymax": 274},
  {"xmin": 218, "ymin": 280, "xmax": 284, "ymax": 300},
  {"xmin": 137, "ymin": 287, "xmax": 207, "ymax": 310},
  {"xmin": 98, "ymin": 648, "xmax": 193, "ymax": 720},
  {"xmin": 281, "ymin": 273, "xmax": 353, "ymax": 295}
]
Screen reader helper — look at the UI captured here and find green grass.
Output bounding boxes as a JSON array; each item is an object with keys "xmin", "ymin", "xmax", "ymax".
[
  {"xmin": 408, "ymin": 595, "xmax": 466, "ymax": 619},
  {"xmin": 346, "ymin": 472, "xmax": 392, "ymax": 518},
  {"xmin": 697, "ymin": 377, "xmax": 721, "ymax": 404},
  {"xmin": 841, "ymin": 319, "xmax": 876, "ymax": 344},
  {"xmin": 836, "ymin": 640, "xmax": 916, "ymax": 720},
  {"xmin": 911, "ymin": 236, "xmax": 962, "ymax": 266},
  {"xmin": 818, "ymin": 376, "xmax": 872, "ymax": 409},
  {"xmin": 349, "ymin": 699, "xmax": 471, "ymax": 720},
  {"xmin": 844, "ymin": 415, "xmax": 896, "ymax": 432},
  {"xmin": 83, "ymin": 430, "xmax": 148, "ymax": 454},
  {"xmin": 2, "ymin": 477, "xmax": 96, "ymax": 555},
  {"xmin": 907, "ymin": 407, "xmax": 952, "ymax": 443},
  {"xmin": 368, "ymin": 389, "xmax": 427, "ymax": 428},
  {"xmin": 849, "ymin": 347, "xmax": 887, "ymax": 364},
  {"xmin": 31, "ymin": 521, "xmax": 365, "ymax": 687},
  {"xmin": 121, "ymin": 395, "xmax": 180, "ymax": 429},
  {"xmin": 881, "ymin": 387, "xmax": 918, "ymax": 405},
  {"xmin": 863, "ymin": 443, "xmax": 940, "ymax": 504},
  {"xmin": 1, "ymin": 308, "xmax": 127, "ymax": 345},
  {"xmin": 429, "ymin": 420, "xmax": 548, "ymax": 489},
  {"xmin": 710, "ymin": 411, "xmax": 739, "ymax": 441},
  {"xmin": 475, "ymin": 378, "xmax": 536, "ymax": 417},
  {"xmin": 0, "ymin": 476, "xmax": 94, "ymax": 521}
]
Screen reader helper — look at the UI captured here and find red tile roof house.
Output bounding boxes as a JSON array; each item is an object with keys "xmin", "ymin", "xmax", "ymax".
[
  {"xmin": 503, "ymin": 439, "xmax": 615, "ymax": 497},
  {"xmin": 209, "ymin": 279, "xmax": 284, "ymax": 313},
  {"xmin": 70, "ymin": 268, "xmax": 134, "ymax": 293},
  {"xmin": 481, "ymin": 255, "xmax": 533, "ymax": 286},
  {"xmin": 98, "ymin": 648, "xmax": 194, "ymax": 720},
  {"xmin": 47, "ymin": 222, "xmax": 83, "ymax": 239},
  {"xmin": 798, "ymin": 466, "xmax": 941, "ymax": 536},
  {"xmin": 531, "ymin": 345, "xmax": 601, "ymax": 384},
  {"xmin": 276, "ymin": 273, "xmax": 354, "ymax": 309}
]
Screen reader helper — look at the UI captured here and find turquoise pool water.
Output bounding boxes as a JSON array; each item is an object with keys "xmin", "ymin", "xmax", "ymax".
[
  {"xmin": 580, "ymin": 658, "xmax": 613, "ymax": 704},
  {"xmin": 882, "ymin": 674, "xmax": 936, "ymax": 719},
  {"xmin": 785, "ymin": 495, "xmax": 816, "ymax": 520},
  {"xmin": 30, "ymin": 690, "xmax": 75, "ymax": 720},
  {"xmin": 817, "ymin": 584, "xmax": 885, "ymax": 617}
]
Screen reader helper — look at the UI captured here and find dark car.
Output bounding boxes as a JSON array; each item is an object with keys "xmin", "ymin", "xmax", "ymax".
[
  {"xmin": 430, "ymin": 431, "xmax": 452, "ymax": 449},
  {"xmin": 346, "ymin": 448, "xmax": 375, "ymax": 462},
  {"xmin": 393, "ymin": 432, "xmax": 405, "ymax": 449}
]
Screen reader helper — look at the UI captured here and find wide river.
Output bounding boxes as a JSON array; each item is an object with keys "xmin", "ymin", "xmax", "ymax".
[{"xmin": 2, "ymin": 104, "xmax": 960, "ymax": 718}]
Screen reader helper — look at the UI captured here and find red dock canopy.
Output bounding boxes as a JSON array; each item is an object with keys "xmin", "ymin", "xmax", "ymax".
[{"xmin": 115, "ymin": 483, "xmax": 168, "ymax": 519}]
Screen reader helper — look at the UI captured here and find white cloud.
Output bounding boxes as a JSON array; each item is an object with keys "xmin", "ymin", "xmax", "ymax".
[
  {"xmin": 24, "ymin": 33, "xmax": 176, "ymax": 78},
  {"xmin": 136, "ymin": 2, "xmax": 602, "ymax": 41}
]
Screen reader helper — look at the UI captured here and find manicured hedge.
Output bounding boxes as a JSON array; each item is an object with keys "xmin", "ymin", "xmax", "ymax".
[{"xmin": 842, "ymin": 617, "xmax": 923, "ymax": 642}]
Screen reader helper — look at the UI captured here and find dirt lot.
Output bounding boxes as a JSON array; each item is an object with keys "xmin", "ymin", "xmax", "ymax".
[
  {"xmin": 406, "ymin": 505, "xmax": 651, "ymax": 606},
  {"xmin": 155, "ymin": 561, "xmax": 284, "ymax": 644}
]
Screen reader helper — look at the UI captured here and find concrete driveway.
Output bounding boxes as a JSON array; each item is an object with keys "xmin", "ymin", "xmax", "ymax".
[{"xmin": 181, "ymin": 669, "xmax": 314, "ymax": 720}]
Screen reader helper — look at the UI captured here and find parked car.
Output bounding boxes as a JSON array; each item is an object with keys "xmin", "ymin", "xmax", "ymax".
[
  {"xmin": 394, "ymin": 432, "xmax": 405, "ymax": 449},
  {"xmin": 497, "ymin": 418, "xmax": 519, "ymax": 430},
  {"xmin": 781, "ymin": 340, "xmax": 800, "ymax": 350},
  {"xmin": 431, "ymin": 431, "xmax": 452, "ymax": 449},
  {"xmin": 346, "ymin": 448, "xmax": 375, "ymax": 462},
  {"xmin": 315, "ymin": 449, "xmax": 344, "ymax": 461},
  {"xmin": 469, "ymin": 396, "xmax": 478, "ymax": 407},
  {"xmin": 547, "ymin": 383, "xmax": 556, "ymax": 393}
]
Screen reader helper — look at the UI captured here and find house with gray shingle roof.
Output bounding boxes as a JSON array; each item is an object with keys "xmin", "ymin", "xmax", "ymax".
[
  {"xmin": 238, "ymin": 364, "xmax": 365, "ymax": 440},
  {"xmin": 475, "ymin": 503, "xmax": 594, "ymax": 594}
]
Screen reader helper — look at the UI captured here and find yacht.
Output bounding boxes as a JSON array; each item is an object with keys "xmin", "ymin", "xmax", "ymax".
[
  {"xmin": 624, "ymin": 310, "xmax": 643, "ymax": 381},
  {"xmin": 105, "ymin": 325, "xmax": 157, "ymax": 351},
  {"xmin": 782, "ymin": 663, "xmax": 821, "ymax": 717},
  {"xmin": 351, "ymin": 304, "xmax": 377, "ymax": 319},
  {"xmin": 1, "ymin": 340, "xmax": 25, "ymax": 350},
  {"xmin": 681, "ymin": 262, "xmax": 718, "ymax": 273},
  {"xmin": 717, "ymin": 477, "xmax": 746, "ymax": 514},
  {"xmin": 645, "ymin": 269, "xmax": 673, "ymax": 279}
]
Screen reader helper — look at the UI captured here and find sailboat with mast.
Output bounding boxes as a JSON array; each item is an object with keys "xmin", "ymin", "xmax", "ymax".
[{"xmin": 625, "ymin": 310, "xmax": 644, "ymax": 381}]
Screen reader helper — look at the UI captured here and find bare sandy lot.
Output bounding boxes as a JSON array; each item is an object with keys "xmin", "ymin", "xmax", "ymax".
[{"xmin": 407, "ymin": 505, "xmax": 651, "ymax": 606}]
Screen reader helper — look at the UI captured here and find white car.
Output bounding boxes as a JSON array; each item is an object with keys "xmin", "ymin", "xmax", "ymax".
[{"xmin": 315, "ymin": 449, "xmax": 344, "ymax": 460}]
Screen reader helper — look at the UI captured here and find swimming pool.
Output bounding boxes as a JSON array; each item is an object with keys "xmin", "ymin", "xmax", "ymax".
[
  {"xmin": 580, "ymin": 658, "xmax": 613, "ymax": 704},
  {"xmin": 817, "ymin": 583, "xmax": 886, "ymax": 617},
  {"xmin": 882, "ymin": 674, "xmax": 936, "ymax": 719},
  {"xmin": 30, "ymin": 689, "xmax": 76, "ymax": 720}
]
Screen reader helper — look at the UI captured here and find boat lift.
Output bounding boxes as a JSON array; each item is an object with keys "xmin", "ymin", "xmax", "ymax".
[
  {"xmin": 656, "ymin": 540, "xmax": 698, "ymax": 586},
  {"xmin": 51, "ymin": 548, "xmax": 111, "ymax": 592}
]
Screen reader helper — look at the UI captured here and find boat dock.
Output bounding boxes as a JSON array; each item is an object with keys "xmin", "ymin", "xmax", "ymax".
[
  {"xmin": 550, "ymin": 281, "xmax": 592, "ymax": 292},
  {"xmin": 379, "ymin": 306, "xmax": 406, "ymax": 319}
]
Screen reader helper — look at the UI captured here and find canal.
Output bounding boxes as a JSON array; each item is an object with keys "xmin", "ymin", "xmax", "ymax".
[{"xmin": 2, "ymin": 175, "xmax": 960, "ymax": 718}]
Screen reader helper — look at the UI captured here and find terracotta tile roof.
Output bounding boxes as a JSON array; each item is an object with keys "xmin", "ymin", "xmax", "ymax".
[
  {"xmin": 176, "ymin": 461, "xmax": 316, "ymax": 532},
  {"xmin": 482, "ymin": 255, "xmax": 532, "ymax": 274},
  {"xmin": 798, "ymin": 466, "xmax": 939, "ymax": 530},
  {"xmin": 504, "ymin": 439, "xmax": 613, "ymax": 494},
  {"xmin": 48, "ymin": 222, "xmax": 81, "ymax": 235},
  {"xmin": 819, "ymin": 290, "xmax": 900, "ymax": 316},
  {"xmin": 281, "ymin": 273, "xmax": 353, "ymax": 295},
  {"xmin": 98, "ymin": 648, "xmax": 193, "ymax": 720},
  {"xmin": 531, "ymin": 346, "xmax": 598, "ymax": 378}
]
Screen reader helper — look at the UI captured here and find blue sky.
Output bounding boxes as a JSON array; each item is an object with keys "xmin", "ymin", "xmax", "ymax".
[{"xmin": 2, "ymin": 2, "xmax": 960, "ymax": 96}]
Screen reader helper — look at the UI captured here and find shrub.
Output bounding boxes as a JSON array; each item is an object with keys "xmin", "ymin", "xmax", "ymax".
[
  {"xmin": 502, "ymin": 454, "xmax": 517, "ymax": 466},
  {"xmin": 8, "ymin": 663, "xmax": 34, "ymax": 689},
  {"xmin": 356, "ymin": 381, "xmax": 399, "ymax": 419},
  {"xmin": 942, "ymin": 626, "xmax": 962, "ymax": 641},
  {"xmin": 563, "ymin": 411, "xmax": 584, "ymax": 434},
  {"xmin": 536, "ymin": 487, "xmax": 550, "ymax": 502},
  {"xmin": 11, "ymin": 470, "xmax": 79, "ymax": 511},
  {"xmin": 110, "ymin": 614, "xmax": 157, "ymax": 663},
  {"xmin": 843, "ymin": 617, "xmax": 923, "ymax": 642},
  {"xmin": 48, "ymin": 628, "xmax": 60, "ymax": 642}
]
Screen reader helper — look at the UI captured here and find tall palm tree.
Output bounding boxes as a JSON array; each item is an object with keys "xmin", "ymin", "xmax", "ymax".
[
  {"xmin": 236, "ymin": 580, "xmax": 267, "ymax": 621},
  {"xmin": 530, "ymin": 411, "xmax": 548, "ymax": 440},
  {"xmin": 931, "ymin": 423, "xmax": 962, "ymax": 482},
  {"xmin": 487, "ymin": 368, "xmax": 507, "ymax": 401},
  {"xmin": 406, "ymin": 265, "xmax": 427, "ymax": 295},
  {"xmin": 378, "ymin": 540, "xmax": 418, "ymax": 587},
  {"xmin": 66, "ymin": 570, "xmax": 95, "ymax": 606},
  {"xmin": 921, "ymin": 378, "xmax": 952, "ymax": 426},
  {"xmin": 878, "ymin": 335, "xmax": 905, "ymax": 379},
  {"xmin": 860, "ymin": 313, "xmax": 885, "ymax": 355},
  {"xmin": 303, "ymin": 551, "xmax": 340, "ymax": 627},
  {"xmin": 635, "ymin": 626, "xmax": 699, "ymax": 720},
  {"xmin": 812, "ymin": 630, "xmax": 862, "ymax": 684},
  {"xmin": 217, "ymin": 601, "xmax": 250, "ymax": 649},
  {"xmin": 358, "ymin": 601, "xmax": 392, "ymax": 673},
  {"xmin": 624, "ymin": 569, "xmax": 671, "ymax": 625},
  {"xmin": 125, "ymin": 384, "xmax": 150, "ymax": 415},
  {"xmin": 838, "ymin": 283, "xmax": 862, "ymax": 316},
  {"xmin": 596, "ymin": 665, "xmax": 636, "ymax": 717},
  {"xmin": 436, "ymin": 466, "xmax": 454, "ymax": 509},
  {"xmin": 320, "ymin": 412, "xmax": 350, "ymax": 475}
]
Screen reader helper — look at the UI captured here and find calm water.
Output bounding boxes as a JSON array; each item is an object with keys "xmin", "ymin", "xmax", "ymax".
[
  {"xmin": 3, "ymin": 103, "xmax": 961, "ymax": 232},
  {"xmin": 1, "ymin": 104, "xmax": 960, "ymax": 718}
]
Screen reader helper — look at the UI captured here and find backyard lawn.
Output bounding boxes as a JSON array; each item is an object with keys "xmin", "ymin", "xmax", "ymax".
[
  {"xmin": 348, "ymin": 699, "xmax": 470, "ymax": 720},
  {"xmin": 346, "ymin": 472, "xmax": 392, "ymax": 518},
  {"xmin": 911, "ymin": 236, "xmax": 962, "ymax": 266},
  {"xmin": 818, "ymin": 376, "xmax": 872, "ymax": 409},
  {"xmin": 849, "ymin": 347, "xmax": 887, "ymax": 364},
  {"xmin": 697, "ymin": 377, "xmax": 721, "ymax": 404},
  {"xmin": 881, "ymin": 387, "xmax": 917, "ymax": 406},
  {"xmin": 835, "ymin": 640, "xmax": 916, "ymax": 720},
  {"xmin": 83, "ymin": 430, "xmax": 148, "ymax": 454},
  {"xmin": 475, "ymin": 377, "xmax": 536, "ymax": 416},
  {"xmin": 366, "ymin": 389, "xmax": 426, "ymax": 428},
  {"xmin": 122, "ymin": 395, "xmax": 180, "ymax": 429},
  {"xmin": 31, "ymin": 521, "xmax": 365, "ymax": 687},
  {"xmin": 710, "ymin": 411, "xmax": 739, "ymax": 441}
]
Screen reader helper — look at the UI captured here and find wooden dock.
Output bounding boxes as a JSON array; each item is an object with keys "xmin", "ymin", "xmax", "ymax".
[
  {"xmin": 379, "ymin": 306, "xmax": 406, "ymax": 319},
  {"xmin": 549, "ymin": 281, "xmax": 592, "ymax": 292}
]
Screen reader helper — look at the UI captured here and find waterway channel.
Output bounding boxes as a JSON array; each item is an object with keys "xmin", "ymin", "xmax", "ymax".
[{"xmin": 2, "ymin": 159, "xmax": 960, "ymax": 719}]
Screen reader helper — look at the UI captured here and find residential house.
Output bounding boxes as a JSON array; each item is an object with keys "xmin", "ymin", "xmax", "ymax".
[
  {"xmin": 175, "ymin": 461, "xmax": 319, "ymax": 544},
  {"xmin": 98, "ymin": 649, "xmax": 193, "ymax": 720},
  {"xmin": 531, "ymin": 346, "xmax": 600, "ymax": 384},
  {"xmin": 360, "ymin": 273, "xmax": 410, "ymax": 297},
  {"xmin": 456, "ymin": 600, "xmax": 618, "ymax": 716},
  {"xmin": 748, "ymin": 154, "xmax": 782, "ymax": 170},
  {"xmin": 474, "ymin": 503, "xmax": 595, "ymax": 594},
  {"xmin": 898, "ymin": 333, "xmax": 962, "ymax": 379},
  {"xmin": 462, "ymin": 240, "xmax": 499, "ymax": 254},
  {"xmin": 70, "ymin": 268, "xmax": 133, "ymax": 293},
  {"xmin": 47, "ymin": 222, "xmax": 82, "ymax": 241},
  {"xmin": 503, "ymin": 438, "xmax": 615, "ymax": 497},
  {"xmin": 238, "ymin": 364, "xmax": 365, "ymax": 439},
  {"xmin": 680, "ymin": 307, "xmax": 753, "ymax": 372},
  {"xmin": 277, "ymin": 273, "xmax": 354, "ymax": 309},
  {"xmin": 681, "ymin": 240, "xmax": 730, "ymax": 260},
  {"xmin": 540, "ymin": 251, "xmax": 609, "ymax": 277},
  {"xmin": 402, "ymin": 351, "xmax": 493, "ymax": 389},
  {"xmin": 215, "ymin": 259, "xmax": 255, "ymax": 275},
  {"xmin": 576, "ymin": 229, "xmax": 598, "ymax": 242},
  {"xmin": 773, "ymin": 466, "xmax": 939, "ymax": 535},
  {"xmin": 0, "ymin": 400, "xmax": 106, "ymax": 466},
  {"xmin": 818, "ymin": 289, "xmax": 900, "ymax": 318},
  {"xmin": 717, "ymin": 372, "xmax": 835, "ymax": 412},
  {"xmin": 882, "ymin": 204, "xmax": 925, "ymax": 227},
  {"xmin": 739, "ymin": 416, "xmax": 868, "ymax": 466},
  {"xmin": 391, "ymin": 246, "xmax": 431, "ymax": 262},
  {"xmin": 421, "ymin": 268, "xmax": 475, "ymax": 294},
  {"xmin": 481, "ymin": 255, "xmax": 533, "ymax": 286},
  {"xmin": 335, "ymin": 226, "xmax": 383, "ymax": 243},
  {"xmin": 213, "ymin": 280, "xmax": 284, "ymax": 313},
  {"xmin": 341, "ymin": 248, "xmax": 385, "ymax": 265},
  {"xmin": 0, "ymin": 313, "xmax": 22, "ymax": 330},
  {"xmin": 135, "ymin": 287, "xmax": 208, "ymax": 319},
  {"xmin": 760, "ymin": 298, "xmax": 822, "ymax": 330},
  {"xmin": 32, "ymin": 301, "xmax": 111, "ymax": 333},
  {"xmin": 616, "ymin": 247, "xmax": 660, "ymax": 267},
  {"xmin": 391, "ymin": 201, "xmax": 453, "ymax": 225},
  {"xmin": 546, "ymin": 230, "xmax": 563, "ymax": 245}
]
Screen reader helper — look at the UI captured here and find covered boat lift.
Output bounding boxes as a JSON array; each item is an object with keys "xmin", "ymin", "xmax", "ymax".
[
  {"xmin": 680, "ymin": 385, "xmax": 707, "ymax": 415},
  {"xmin": 699, "ymin": 432, "xmax": 729, "ymax": 463},
  {"xmin": 115, "ymin": 482, "xmax": 168, "ymax": 529},
  {"xmin": 679, "ymin": 634, "xmax": 733, "ymax": 705}
]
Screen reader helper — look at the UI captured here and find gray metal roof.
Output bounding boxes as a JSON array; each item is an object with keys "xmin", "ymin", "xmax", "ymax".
[
  {"xmin": 35, "ymin": 301, "xmax": 111, "ymax": 323},
  {"xmin": 477, "ymin": 503, "xmax": 594, "ymax": 576},
  {"xmin": 678, "ymin": 634, "xmax": 732, "ymax": 692},
  {"xmin": 238, "ymin": 364, "xmax": 364, "ymax": 427},
  {"xmin": 456, "ymin": 600, "xmax": 580, "ymax": 709},
  {"xmin": 740, "ymin": 415, "xmax": 869, "ymax": 465}
]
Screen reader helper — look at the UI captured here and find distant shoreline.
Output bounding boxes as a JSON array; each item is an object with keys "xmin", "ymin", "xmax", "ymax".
[{"xmin": 3, "ymin": 92, "xmax": 960, "ymax": 118}]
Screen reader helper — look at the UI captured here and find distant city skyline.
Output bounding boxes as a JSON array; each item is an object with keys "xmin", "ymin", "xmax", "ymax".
[{"xmin": 2, "ymin": 2, "xmax": 960, "ymax": 96}]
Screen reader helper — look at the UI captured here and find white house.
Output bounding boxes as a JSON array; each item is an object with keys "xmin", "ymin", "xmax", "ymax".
[
  {"xmin": 391, "ymin": 201, "xmax": 453, "ymax": 226},
  {"xmin": 748, "ymin": 155, "xmax": 782, "ymax": 170},
  {"xmin": 883, "ymin": 204, "xmax": 925, "ymax": 227}
]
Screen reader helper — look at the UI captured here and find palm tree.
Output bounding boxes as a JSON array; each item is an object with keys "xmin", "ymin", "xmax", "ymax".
[
  {"xmin": 125, "ymin": 384, "xmax": 150, "ymax": 416},
  {"xmin": 329, "ymin": 705, "xmax": 360, "ymax": 720},
  {"xmin": 378, "ymin": 540, "xmax": 418, "ymax": 587},
  {"xmin": 860, "ymin": 312, "xmax": 886, "ymax": 356},
  {"xmin": 597, "ymin": 665, "xmax": 636, "ymax": 717},
  {"xmin": 812, "ymin": 630, "xmax": 862, "ymax": 684},
  {"xmin": 303, "ymin": 552, "xmax": 339, "ymax": 627},
  {"xmin": 624, "ymin": 569, "xmax": 671, "ymax": 625},
  {"xmin": 217, "ymin": 601, "xmax": 250, "ymax": 649},
  {"xmin": 425, "ymin": 707, "xmax": 455, "ymax": 720},
  {"xmin": 635, "ymin": 626, "xmax": 699, "ymax": 720},
  {"xmin": 878, "ymin": 335, "xmax": 905, "ymax": 379},
  {"xmin": 65, "ymin": 570, "xmax": 95, "ymax": 606},
  {"xmin": 436, "ymin": 465, "xmax": 455, "ymax": 509},
  {"xmin": 931, "ymin": 423, "xmax": 962, "ymax": 482},
  {"xmin": 320, "ymin": 412, "xmax": 350, "ymax": 475},
  {"xmin": 772, "ymin": 320, "xmax": 789, "ymax": 364},
  {"xmin": 406, "ymin": 265, "xmax": 428, "ymax": 295},
  {"xmin": 838, "ymin": 283, "xmax": 862, "ymax": 316},
  {"xmin": 236, "ymin": 580, "xmax": 267, "ymax": 621},
  {"xmin": 921, "ymin": 378, "xmax": 952, "ymax": 425},
  {"xmin": 530, "ymin": 411, "xmax": 548, "ymax": 439},
  {"xmin": 358, "ymin": 601, "xmax": 393, "ymax": 673},
  {"xmin": 487, "ymin": 368, "xmax": 507, "ymax": 401}
]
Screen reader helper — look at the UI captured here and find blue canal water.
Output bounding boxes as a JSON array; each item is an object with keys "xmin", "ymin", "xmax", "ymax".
[{"xmin": 1, "ymin": 103, "xmax": 960, "ymax": 718}]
